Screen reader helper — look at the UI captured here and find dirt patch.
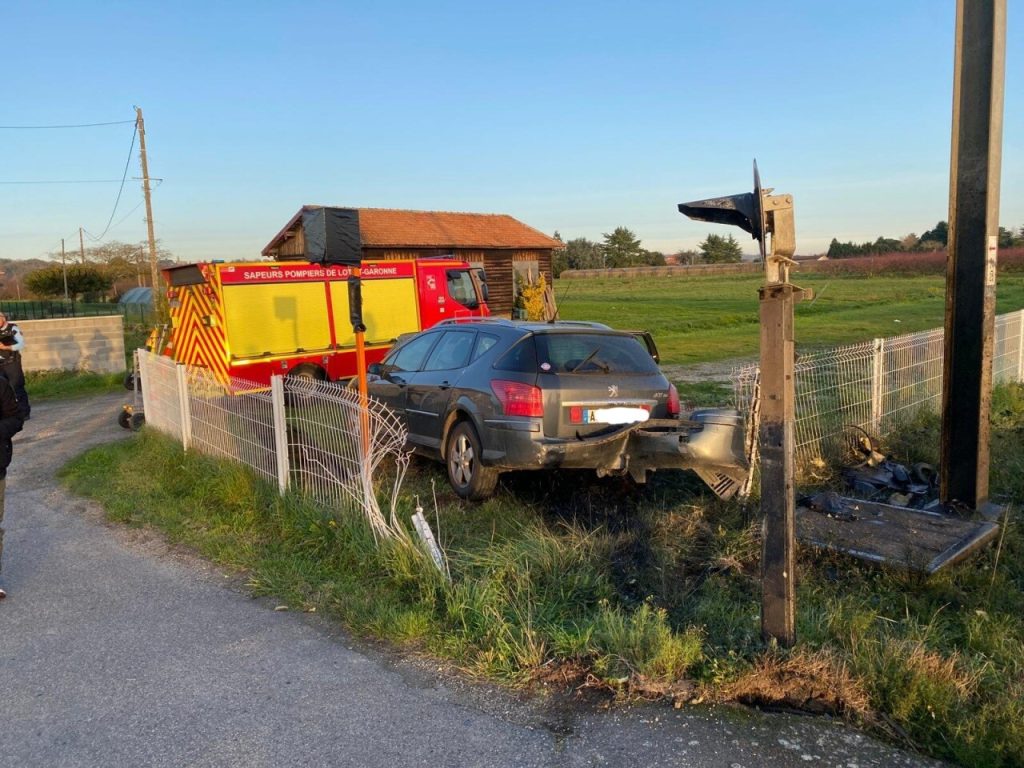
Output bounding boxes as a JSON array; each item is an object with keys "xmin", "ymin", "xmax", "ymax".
[
  {"xmin": 720, "ymin": 649, "xmax": 873, "ymax": 720},
  {"xmin": 661, "ymin": 358, "xmax": 753, "ymax": 384}
]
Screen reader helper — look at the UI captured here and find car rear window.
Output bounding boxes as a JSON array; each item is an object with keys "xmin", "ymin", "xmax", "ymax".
[{"xmin": 535, "ymin": 333, "xmax": 660, "ymax": 374}]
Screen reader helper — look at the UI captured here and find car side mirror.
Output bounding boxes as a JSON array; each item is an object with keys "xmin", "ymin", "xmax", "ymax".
[{"xmin": 367, "ymin": 363, "xmax": 383, "ymax": 377}]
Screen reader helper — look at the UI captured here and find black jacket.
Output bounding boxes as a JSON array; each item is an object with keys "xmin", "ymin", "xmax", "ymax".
[{"xmin": 0, "ymin": 371, "xmax": 23, "ymax": 478}]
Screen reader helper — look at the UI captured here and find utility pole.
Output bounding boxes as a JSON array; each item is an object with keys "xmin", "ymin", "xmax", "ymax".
[
  {"xmin": 136, "ymin": 106, "xmax": 163, "ymax": 317},
  {"xmin": 61, "ymin": 238, "xmax": 70, "ymax": 301},
  {"xmin": 78, "ymin": 227, "xmax": 86, "ymax": 264},
  {"xmin": 940, "ymin": 0, "xmax": 1005, "ymax": 513}
]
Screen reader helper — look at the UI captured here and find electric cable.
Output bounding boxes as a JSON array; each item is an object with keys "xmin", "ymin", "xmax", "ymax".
[
  {"xmin": 0, "ymin": 179, "xmax": 128, "ymax": 184},
  {"xmin": 0, "ymin": 120, "xmax": 135, "ymax": 129},
  {"xmin": 88, "ymin": 122, "xmax": 139, "ymax": 240}
]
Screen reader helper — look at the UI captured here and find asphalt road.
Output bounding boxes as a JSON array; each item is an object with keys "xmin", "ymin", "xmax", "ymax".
[{"xmin": 0, "ymin": 393, "xmax": 945, "ymax": 767}]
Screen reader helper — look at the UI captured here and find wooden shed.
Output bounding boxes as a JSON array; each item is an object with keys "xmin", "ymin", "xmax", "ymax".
[{"xmin": 262, "ymin": 206, "xmax": 563, "ymax": 315}]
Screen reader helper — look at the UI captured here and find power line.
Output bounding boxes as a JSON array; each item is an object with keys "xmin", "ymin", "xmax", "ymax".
[
  {"xmin": 0, "ymin": 179, "xmax": 129, "ymax": 185},
  {"xmin": 107, "ymin": 198, "xmax": 148, "ymax": 232},
  {"xmin": 89, "ymin": 121, "xmax": 138, "ymax": 240},
  {"xmin": 0, "ymin": 120, "xmax": 135, "ymax": 129}
]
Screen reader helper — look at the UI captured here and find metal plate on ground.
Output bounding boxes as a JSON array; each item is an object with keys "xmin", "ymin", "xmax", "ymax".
[{"xmin": 796, "ymin": 498, "xmax": 1000, "ymax": 574}]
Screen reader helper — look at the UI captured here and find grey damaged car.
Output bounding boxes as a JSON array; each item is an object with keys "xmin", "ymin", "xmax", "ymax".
[{"xmin": 364, "ymin": 319, "xmax": 747, "ymax": 501}]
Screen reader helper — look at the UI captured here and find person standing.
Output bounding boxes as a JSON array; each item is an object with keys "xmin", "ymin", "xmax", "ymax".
[
  {"xmin": 0, "ymin": 312, "xmax": 30, "ymax": 420},
  {"xmin": 0, "ymin": 369, "xmax": 25, "ymax": 599}
]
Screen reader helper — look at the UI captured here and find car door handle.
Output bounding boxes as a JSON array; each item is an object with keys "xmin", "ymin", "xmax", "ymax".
[
  {"xmin": 390, "ymin": 375, "xmax": 408, "ymax": 387},
  {"xmin": 438, "ymin": 381, "xmax": 451, "ymax": 390}
]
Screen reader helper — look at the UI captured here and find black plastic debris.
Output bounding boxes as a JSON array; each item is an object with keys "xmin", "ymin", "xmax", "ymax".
[{"xmin": 836, "ymin": 427, "xmax": 939, "ymax": 509}]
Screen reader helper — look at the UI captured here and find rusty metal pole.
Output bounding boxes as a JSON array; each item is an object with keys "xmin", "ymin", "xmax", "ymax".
[
  {"xmin": 349, "ymin": 268, "xmax": 372, "ymax": 457},
  {"xmin": 940, "ymin": 0, "xmax": 1005, "ymax": 512}
]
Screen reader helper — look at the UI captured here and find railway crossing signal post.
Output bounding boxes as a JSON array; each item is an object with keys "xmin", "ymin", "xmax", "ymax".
[
  {"xmin": 302, "ymin": 207, "xmax": 373, "ymax": 452},
  {"xmin": 679, "ymin": 163, "xmax": 807, "ymax": 646}
]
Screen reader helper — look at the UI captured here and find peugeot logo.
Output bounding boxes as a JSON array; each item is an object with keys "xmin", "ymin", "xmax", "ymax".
[{"xmin": 607, "ymin": 385, "xmax": 619, "ymax": 398}]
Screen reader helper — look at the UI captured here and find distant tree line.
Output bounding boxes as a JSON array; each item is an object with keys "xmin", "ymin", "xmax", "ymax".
[
  {"xmin": 551, "ymin": 228, "xmax": 746, "ymax": 276},
  {"xmin": 827, "ymin": 221, "xmax": 1024, "ymax": 259},
  {"xmin": 21, "ymin": 240, "xmax": 174, "ymax": 300}
]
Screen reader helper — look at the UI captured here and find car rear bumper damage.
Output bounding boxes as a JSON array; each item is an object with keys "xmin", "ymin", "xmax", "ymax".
[{"xmin": 488, "ymin": 409, "xmax": 749, "ymax": 499}]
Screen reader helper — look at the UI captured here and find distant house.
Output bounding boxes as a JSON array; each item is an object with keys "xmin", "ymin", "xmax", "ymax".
[{"xmin": 262, "ymin": 206, "xmax": 564, "ymax": 315}]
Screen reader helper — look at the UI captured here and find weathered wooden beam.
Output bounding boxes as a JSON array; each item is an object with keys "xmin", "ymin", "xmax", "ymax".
[
  {"xmin": 941, "ymin": 0, "xmax": 1005, "ymax": 509},
  {"xmin": 759, "ymin": 283, "xmax": 802, "ymax": 647}
]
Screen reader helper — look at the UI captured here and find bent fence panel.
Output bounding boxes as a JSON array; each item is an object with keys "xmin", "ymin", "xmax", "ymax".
[
  {"xmin": 136, "ymin": 352, "xmax": 410, "ymax": 534},
  {"xmin": 284, "ymin": 378, "xmax": 410, "ymax": 540}
]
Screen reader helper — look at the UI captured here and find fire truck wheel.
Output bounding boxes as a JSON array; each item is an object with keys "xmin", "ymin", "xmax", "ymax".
[
  {"xmin": 286, "ymin": 364, "xmax": 327, "ymax": 405},
  {"xmin": 118, "ymin": 409, "xmax": 132, "ymax": 430},
  {"xmin": 289, "ymin": 364, "xmax": 325, "ymax": 382},
  {"xmin": 446, "ymin": 421, "xmax": 499, "ymax": 501},
  {"xmin": 129, "ymin": 412, "xmax": 146, "ymax": 431},
  {"xmin": 124, "ymin": 372, "xmax": 137, "ymax": 390}
]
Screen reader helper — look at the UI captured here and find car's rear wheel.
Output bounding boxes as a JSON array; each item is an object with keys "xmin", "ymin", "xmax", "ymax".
[{"xmin": 446, "ymin": 421, "xmax": 498, "ymax": 501}]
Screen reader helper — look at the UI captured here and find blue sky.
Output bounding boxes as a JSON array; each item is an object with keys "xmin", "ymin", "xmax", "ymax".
[{"xmin": 1, "ymin": 1, "xmax": 1020, "ymax": 262}]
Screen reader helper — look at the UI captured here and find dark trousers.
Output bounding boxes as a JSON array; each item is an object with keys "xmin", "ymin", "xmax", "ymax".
[
  {"xmin": 0, "ymin": 477, "xmax": 5, "ymax": 572},
  {"xmin": 2, "ymin": 358, "xmax": 29, "ymax": 419}
]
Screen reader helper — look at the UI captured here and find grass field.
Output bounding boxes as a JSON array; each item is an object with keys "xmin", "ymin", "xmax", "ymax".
[
  {"xmin": 555, "ymin": 272, "xmax": 1024, "ymax": 365},
  {"xmin": 61, "ymin": 394, "xmax": 1024, "ymax": 767}
]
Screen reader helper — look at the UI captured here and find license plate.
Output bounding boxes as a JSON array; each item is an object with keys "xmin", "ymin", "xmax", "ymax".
[{"xmin": 581, "ymin": 406, "xmax": 650, "ymax": 425}]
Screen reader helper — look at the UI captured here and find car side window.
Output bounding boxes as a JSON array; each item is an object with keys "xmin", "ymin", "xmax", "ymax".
[
  {"xmin": 472, "ymin": 333, "xmax": 500, "ymax": 362},
  {"xmin": 423, "ymin": 331, "xmax": 475, "ymax": 371},
  {"xmin": 389, "ymin": 333, "xmax": 438, "ymax": 372},
  {"xmin": 494, "ymin": 336, "xmax": 537, "ymax": 372}
]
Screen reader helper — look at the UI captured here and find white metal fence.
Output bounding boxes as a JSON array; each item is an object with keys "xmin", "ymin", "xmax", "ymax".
[
  {"xmin": 734, "ymin": 309, "xmax": 1024, "ymax": 466},
  {"xmin": 135, "ymin": 351, "xmax": 410, "ymax": 532}
]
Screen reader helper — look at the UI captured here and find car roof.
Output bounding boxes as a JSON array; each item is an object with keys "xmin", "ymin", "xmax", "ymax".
[{"xmin": 432, "ymin": 318, "xmax": 618, "ymax": 335}]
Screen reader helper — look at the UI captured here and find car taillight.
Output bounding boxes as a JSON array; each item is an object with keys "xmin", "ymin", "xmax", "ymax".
[
  {"xmin": 667, "ymin": 383, "xmax": 680, "ymax": 418},
  {"xmin": 491, "ymin": 380, "xmax": 543, "ymax": 417}
]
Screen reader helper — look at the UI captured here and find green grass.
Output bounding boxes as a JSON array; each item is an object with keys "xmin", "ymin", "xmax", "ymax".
[
  {"xmin": 61, "ymin": 389, "xmax": 1024, "ymax": 766},
  {"xmin": 556, "ymin": 272, "xmax": 1024, "ymax": 365},
  {"xmin": 26, "ymin": 369, "xmax": 125, "ymax": 401}
]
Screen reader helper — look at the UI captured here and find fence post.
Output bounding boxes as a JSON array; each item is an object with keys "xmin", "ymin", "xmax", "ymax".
[
  {"xmin": 271, "ymin": 375, "xmax": 290, "ymax": 496},
  {"xmin": 175, "ymin": 364, "xmax": 192, "ymax": 451},
  {"xmin": 1017, "ymin": 309, "xmax": 1024, "ymax": 382},
  {"xmin": 871, "ymin": 338, "xmax": 884, "ymax": 433},
  {"xmin": 138, "ymin": 350, "xmax": 153, "ymax": 421}
]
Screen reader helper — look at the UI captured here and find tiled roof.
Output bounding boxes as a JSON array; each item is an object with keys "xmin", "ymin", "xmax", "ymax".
[{"xmin": 263, "ymin": 206, "xmax": 563, "ymax": 255}]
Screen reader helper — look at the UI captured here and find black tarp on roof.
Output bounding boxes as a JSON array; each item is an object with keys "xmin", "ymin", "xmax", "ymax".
[{"xmin": 302, "ymin": 207, "xmax": 362, "ymax": 266}]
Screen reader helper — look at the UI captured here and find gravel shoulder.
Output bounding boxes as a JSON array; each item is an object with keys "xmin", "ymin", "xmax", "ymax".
[{"xmin": 0, "ymin": 393, "xmax": 944, "ymax": 768}]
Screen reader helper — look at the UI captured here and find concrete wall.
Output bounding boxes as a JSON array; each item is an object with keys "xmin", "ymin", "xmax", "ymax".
[{"xmin": 17, "ymin": 316, "xmax": 126, "ymax": 374}]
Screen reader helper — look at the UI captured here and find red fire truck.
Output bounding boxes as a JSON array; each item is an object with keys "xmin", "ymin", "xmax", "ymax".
[{"xmin": 162, "ymin": 258, "xmax": 489, "ymax": 386}]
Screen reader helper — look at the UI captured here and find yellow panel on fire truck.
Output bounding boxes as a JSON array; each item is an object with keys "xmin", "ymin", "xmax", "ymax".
[
  {"xmin": 329, "ymin": 263, "xmax": 420, "ymax": 347},
  {"xmin": 217, "ymin": 262, "xmax": 332, "ymax": 359}
]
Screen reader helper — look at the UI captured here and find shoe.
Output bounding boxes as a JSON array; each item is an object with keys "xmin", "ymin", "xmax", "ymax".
[{"xmin": 0, "ymin": 587, "xmax": 6, "ymax": 600}]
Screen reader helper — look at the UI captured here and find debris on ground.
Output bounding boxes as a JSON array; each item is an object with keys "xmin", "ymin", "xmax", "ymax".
[{"xmin": 794, "ymin": 427, "xmax": 1000, "ymax": 573}]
